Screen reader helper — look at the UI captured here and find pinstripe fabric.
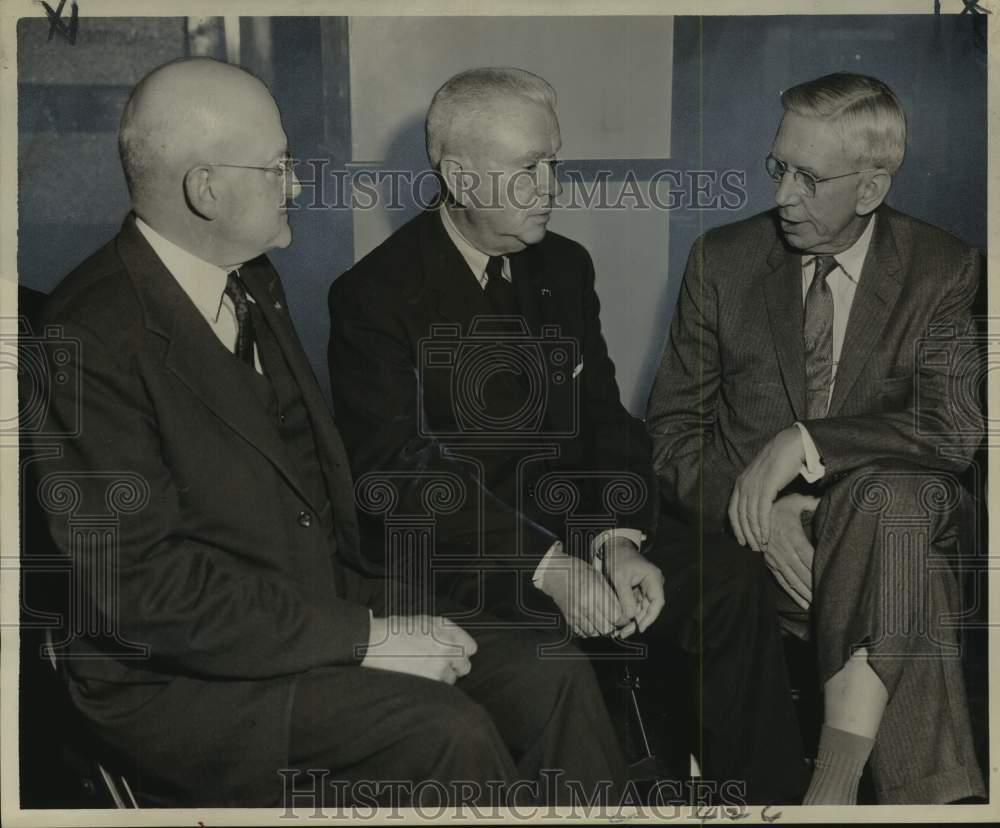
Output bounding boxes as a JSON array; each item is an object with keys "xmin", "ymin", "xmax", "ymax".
[
  {"xmin": 646, "ymin": 205, "xmax": 981, "ymax": 530},
  {"xmin": 646, "ymin": 205, "xmax": 985, "ymax": 803}
]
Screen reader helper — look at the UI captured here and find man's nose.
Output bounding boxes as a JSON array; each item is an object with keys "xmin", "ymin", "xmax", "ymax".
[
  {"xmin": 773, "ymin": 171, "xmax": 799, "ymax": 207},
  {"xmin": 287, "ymin": 168, "xmax": 302, "ymax": 200},
  {"xmin": 538, "ymin": 162, "xmax": 561, "ymax": 198}
]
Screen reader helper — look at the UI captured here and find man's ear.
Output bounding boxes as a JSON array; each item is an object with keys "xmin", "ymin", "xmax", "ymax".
[
  {"xmin": 439, "ymin": 156, "xmax": 473, "ymax": 208},
  {"xmin": 856, "ymin": 169, "xmax": 892, "ymax": 216},
  {"xmin": 183, "ymin": 166, "xmax": 219, "ymax": 220}
]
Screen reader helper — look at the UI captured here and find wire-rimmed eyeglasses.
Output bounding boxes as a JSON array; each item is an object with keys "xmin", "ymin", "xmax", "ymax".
[
  {"xmin": 765, "ymin": 154, "xmax": 876, "ymax": 197},
  {"xmin": 204, "ymin": 156, "xmax": 298, "ymax": 182}
]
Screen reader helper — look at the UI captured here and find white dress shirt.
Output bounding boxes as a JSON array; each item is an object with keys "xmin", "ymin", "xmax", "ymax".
[
  {"xmin": 440, "ymin": 204, "xmax": 513, "ymax": 286},
  {"xmin": 795, "ymin": 214, "xmax": 876, "ymax": 481},
  {"xmin": 135, "ymin": 217, "xmax": 262, "ymax": 374}
]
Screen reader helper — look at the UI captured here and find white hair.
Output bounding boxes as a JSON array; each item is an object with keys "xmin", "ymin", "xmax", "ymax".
[
  {"xmin": 425, "ymin": 67, "xmax": 557, "ymax": 168},
  {"xmin": 781, "ymin": 73, "xmax": 907, "ymax": 174}
]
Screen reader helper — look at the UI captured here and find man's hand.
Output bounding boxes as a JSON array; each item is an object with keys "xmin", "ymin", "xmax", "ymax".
[
  {"xmin": 361, "ymin": 615, "xmax": 477, "ymax": 685},
  {"xmin": 762, "ymin": 494, "xmax": 819, "ymax": 610},
  {"xmin": 728, "ymin": 425, "xmax": 805, "ymax": 551},
  {"xmin": 537, "ymin": 551, "xmax": 625, "ymax": 637},
  {"xmin": 602, "ymin": 538, "xmax": 666, "ymax": 637}
]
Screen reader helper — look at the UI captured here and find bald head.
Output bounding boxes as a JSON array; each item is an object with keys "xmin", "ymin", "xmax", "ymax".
[
  {"xmin": 118, "ymin": 58, "xmax": 298, "ymax": 266},
  {"xmin": 119, "ymin": 58, "xmax": 278, "ymax": 208}
]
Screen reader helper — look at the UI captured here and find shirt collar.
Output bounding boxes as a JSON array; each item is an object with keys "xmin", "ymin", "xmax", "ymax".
[
  {"xmin": 135, "ymin": 216, "xmax": 245, "ymax": 320},
  {"xmin": 439, "ymin": 205, "xmax": 511, "ymax": 286},
  {"xmin": 803, "ymin": 213, "xmax": 876, "ymax": 283}
]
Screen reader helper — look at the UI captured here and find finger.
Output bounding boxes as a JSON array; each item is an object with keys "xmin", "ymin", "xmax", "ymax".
[
  {"xmin": 632, "ymin": 594, "xmax": 649, "ymax": 630},
  {"xmin": 587, "ymin": 602, "xmax": 616, "ymax": 636},
  {"xmin": 638, "ymin": 595, "xmax": 665, "ymax": 631},
  {"xmin": 728, "ymin": 491, "xmax": 747, "ymax": 546},
  {"xmin": 437, "ymin": 617, "xmax": 477, "ymax": 652},
  {"xmin": 614, "ymin": 620, "xmax": 637, "ymax": 639},
  {"xmin": 637, "ymin": 577, "xmax": 666, "ymax": 632},
  {"xmin": 746, "ymin": 487, "xmax": 763, "ymax": 551},
  {"xmin": 586, "ymin": 574, "xmax": 621, "ymax": 626},
  {"xmin": 776, "ymin": 538, "xmax": 812, "ymax": 598},
  {"xmin": 451, "ymin": 657, "xmax": 472, "ymax": 679},
  {"xmin": 793, "ymin": 535, "xmax": 816, "ymax": 571},
  {"xmin": 786, "ymin": 553, "xmax": 812, "ymax": 599},
  {"xmin": 573, "ymin": 603, "xmax": 599, "ymax": 637},
  {"xmin": 614, "ymin": 574, "xmax": 640, "ymax": 620},
  {"xmin": 739, "ymin": 488, "xmax": 760, "ymax": 552},
  {"xmin": 758, "ymin": 494, "xmax": 773, "ymax": 547},
  {"xmin": 778, "ymin": 565, "xmax": 811, "ymax": 610}
]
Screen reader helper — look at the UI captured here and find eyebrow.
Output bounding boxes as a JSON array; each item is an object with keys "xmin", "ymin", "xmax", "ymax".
[
  {"xmin": 515, "ymin": 151, "xmax": 558, "ymax": 165},
  {"xmin": 773, "ymin": 152, "xmax": 820, "ymax": 178}
]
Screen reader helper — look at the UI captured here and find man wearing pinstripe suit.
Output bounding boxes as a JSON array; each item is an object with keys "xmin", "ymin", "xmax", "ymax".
[{"xmin": 647, "ymin": 73, "xmax": 985, "ymax": 804}]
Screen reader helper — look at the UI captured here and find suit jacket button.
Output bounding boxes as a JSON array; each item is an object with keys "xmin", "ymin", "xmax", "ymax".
[{"xmin": 298, "ymin": 511, "xmax": 313, "ymax": 528}]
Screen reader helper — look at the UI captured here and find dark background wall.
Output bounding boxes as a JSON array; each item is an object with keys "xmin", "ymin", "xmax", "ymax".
[{"xmin": 17, "ymin": 14, "xmax": 987, "ymax": 412}]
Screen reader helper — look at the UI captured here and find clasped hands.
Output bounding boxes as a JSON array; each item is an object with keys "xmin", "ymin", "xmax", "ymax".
[
  {"xmin": 538, "ymin": 537, "xmax": 666, "ymax": 639},
  {"xmin": 361, "ymin": 537, "xmax": 667, "ymax": 687},
  {"xmin": 727, "ymin": 425, "xmax": 820, "ymax": 610}
]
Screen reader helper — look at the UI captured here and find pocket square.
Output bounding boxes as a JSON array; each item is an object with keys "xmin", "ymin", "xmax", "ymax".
[{"xmin": 572, "ymin": 361, "xmax": 584, "ymax": 378}]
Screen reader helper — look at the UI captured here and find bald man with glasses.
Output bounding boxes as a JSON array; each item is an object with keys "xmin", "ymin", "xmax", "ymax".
[{"xmin": 647, "ymin": 72, "xmax": 985, "ymax": 804}]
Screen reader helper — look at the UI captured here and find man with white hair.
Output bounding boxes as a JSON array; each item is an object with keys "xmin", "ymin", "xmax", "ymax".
[
  {"xmin": 329, "ymin": 67, "xmax": 810, "ymax": 805},
  {"xmin": 647, "ymin": 73, "xmax": 986, "ymax": 804},
  {"xmin": 32, "ymin": 57, "xmax": 627, "ymax": 808}
]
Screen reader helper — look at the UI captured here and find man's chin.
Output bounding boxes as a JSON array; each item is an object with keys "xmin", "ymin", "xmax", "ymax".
[
  {"xmin": 779, "ymin": 224, "xmax": 812, "ymax": 252},
  {"xmin": 520, "ymin": 226, "xmax": 548, "ymax": 246},
  {"xmin": 271, "ymin": 223, "xmax": 293, "ymax": 250}
]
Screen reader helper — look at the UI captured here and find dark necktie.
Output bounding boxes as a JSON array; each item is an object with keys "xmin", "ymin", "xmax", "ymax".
[
  {"xmin": 483, "ymin": 255, "xmax": 518, "ymax": 315},
  {"xmin": 804, "ymin": 255, "xmax": 838, "ymax": 419},
  {"xmin": 224, "ymin": 271, "xmax": 256, "ymax": 367}
]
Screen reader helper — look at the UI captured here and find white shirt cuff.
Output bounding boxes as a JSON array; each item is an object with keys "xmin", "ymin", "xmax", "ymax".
[
  {"xmin": 794, "ymin": 421, "xmax": 826, "ymax": 483},
  {"xmin": 531, "ymin": 541, "xmax": 565, "ymax": 590},
  {"xmin": 533, "ymin": 529, "xmax": 646, "ymax": 591},
  {"xmin": 591, "ymin": 528, "xmax": 645, "ymax": 561}
]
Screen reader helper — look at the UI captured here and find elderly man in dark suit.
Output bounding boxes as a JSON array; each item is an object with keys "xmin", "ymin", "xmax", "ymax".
[
  {"xmin": 647, "ymin": 73, "xmax": 985, "ymax": 804},
  {"xmin": 329, "ymin": 67, "xmax": 809, "ymax": 805},
  {"xmin": 29, "ymin": 57, "xmax": 628, "ymax": 808}
]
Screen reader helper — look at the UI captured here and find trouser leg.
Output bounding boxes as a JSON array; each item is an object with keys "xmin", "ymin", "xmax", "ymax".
[
  {"xmin": 641, "ymin": 516, "xmax": 808, "ymax": 804},
  {"xmin": 810, "ymin": 462, "xmax": 985, "ymax": 803}
]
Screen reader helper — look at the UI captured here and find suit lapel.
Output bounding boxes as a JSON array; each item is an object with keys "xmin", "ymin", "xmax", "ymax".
[
  {"xmin": 762, "ymin": 237, "xmax": 807, "ymax": 420},
  {"xmin": 827, "ymin": 213, "xmax": 903, "ymax": 416},
  {"xmin": 510, "ymin": 244, "xmax": 546, "ymax": 336},
  {"xmin": 240, "ymin": 259, "xmax": 357, "ymax": 520},
  {"xmin": 419, "ymin": 211, "xmax": 493, "ymax": 327},
  {"xmin": 116, "ymin": 217, "xmax": 315, "ymax": 509}
]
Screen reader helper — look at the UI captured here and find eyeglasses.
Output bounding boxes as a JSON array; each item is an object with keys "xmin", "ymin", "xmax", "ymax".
[
  {"xmin": 765, "ymin": 154, "xmax": 876, "ymax": 197},
  {"xmin": 204, "ymin": 156, "xmax": 298, "ymax": 182}
]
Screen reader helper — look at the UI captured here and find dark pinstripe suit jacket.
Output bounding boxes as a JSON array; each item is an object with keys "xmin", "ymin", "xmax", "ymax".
[
  {"xmin": 32, "ymin": 216, "xmax": 374, "ymax": 805},
  {"xmin": 646, "ymin": 205, "xmax": 982, "ymax": 530}
]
